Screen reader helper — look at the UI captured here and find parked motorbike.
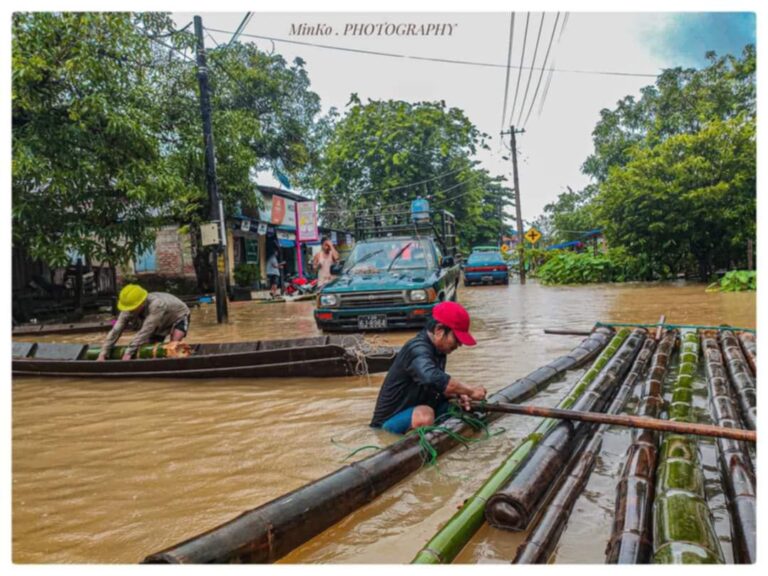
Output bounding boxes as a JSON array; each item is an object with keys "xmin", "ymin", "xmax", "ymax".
[{"xmin": 283, "ymin": 275, "xmax": 318, "ymax": 297}]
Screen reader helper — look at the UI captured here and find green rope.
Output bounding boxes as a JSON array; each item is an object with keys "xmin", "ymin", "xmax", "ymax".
[
  {"xmin": 595, "ymin": 321, "xmax": 756, "ymax": 334},
  {"xmin": 332, "ymin": 405, "xmax": 504, "ymax": 467},
  {"xmin": 408, "ymin": 405, "xmax": 506, "ymax": 467},
  {"xmin": 330, "ymin": 436, "xmax": 382, "ymax": 461}
]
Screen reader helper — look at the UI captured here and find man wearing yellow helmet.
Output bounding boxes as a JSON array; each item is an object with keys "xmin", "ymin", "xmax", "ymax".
[{"xmin": 96, "ymin": 284, "xmax": 191, "ymax": 361}]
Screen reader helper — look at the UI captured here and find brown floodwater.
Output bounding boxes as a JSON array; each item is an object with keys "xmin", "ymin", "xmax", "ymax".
[{"xmin": 12, "ymin": 281, "xmax": 755, "ymax": 563}]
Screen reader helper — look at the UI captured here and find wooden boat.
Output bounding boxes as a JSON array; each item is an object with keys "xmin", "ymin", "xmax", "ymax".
[
  {"xmin": 11, "ymin": 336, "xmax": 397, "ymax": 379},
  {"xmin": 12, "ymin": 320, "xmax": 119, "ymax": 337}
]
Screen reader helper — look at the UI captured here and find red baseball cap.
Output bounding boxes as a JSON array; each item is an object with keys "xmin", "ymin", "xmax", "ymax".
[{"xmin": 432, "ymin": 301, "xmax": 477, "ymax": 346}]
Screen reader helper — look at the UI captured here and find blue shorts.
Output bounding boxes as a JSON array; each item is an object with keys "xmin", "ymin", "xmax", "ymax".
[
  {"xmin": 381, "ymin": 408, "xmax": 415, "ymax": 434},
  {"xmin": 380, "ymin": 401, "xmax": 452, "ymax": 435}
]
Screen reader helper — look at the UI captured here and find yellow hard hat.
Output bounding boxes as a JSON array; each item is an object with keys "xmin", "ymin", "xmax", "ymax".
[{"xmin": 118, "ymin": 284, "xmax": 148, "ymax": 312}]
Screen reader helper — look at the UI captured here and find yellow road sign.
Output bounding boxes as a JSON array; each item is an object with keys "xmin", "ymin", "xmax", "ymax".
[
  {"xmin": 500, "ymin": 244, "xmax": 510, "ymax": 254},
  {"xmin": 524, "ymin": 227, "xmax": 542, "ymax": 244}
]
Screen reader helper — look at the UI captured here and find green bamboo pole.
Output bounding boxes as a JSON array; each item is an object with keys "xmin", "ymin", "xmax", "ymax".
[
  {"xmin": 84, "ymin": 342, "xmax": 192, "ymax": 360},
  {"xmin": 606, "ymin": 330, "xmax": 677, "ymax": 563},
  {"xmin": 652, "ymin": 330, "xmax": 725, "ymax": 564},
  {"xmin": 411, "ymin": 328, "xmax": 631, "ymax": 564},
  {"xmin": 485, "ymin": 329, "xmax": 645, "ymax": 532},
  {"xmin": 513, "ymin": 330, "xmax": 656, "ymax": 563},
  {"xmin": 700, "ymin": 330, "xmax": 756, "ymax": 564}
]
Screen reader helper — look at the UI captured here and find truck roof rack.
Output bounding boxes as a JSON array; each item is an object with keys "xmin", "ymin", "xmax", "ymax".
[{"xmin": 354, "ymin": 208, "xmax": 457, "ymax": 256}]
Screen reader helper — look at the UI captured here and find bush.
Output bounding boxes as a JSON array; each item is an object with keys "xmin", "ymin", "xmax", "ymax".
[
  {"xmin": 706, "ymin": 270, "xmax": 756, "ymax": 292},
  {"xmin": 233, "ymin": 263, "xmax": 260, "ymax": 287},
  {"xmin": 537, "ymin": 252, "xmax": 614, "ymax": 284}
]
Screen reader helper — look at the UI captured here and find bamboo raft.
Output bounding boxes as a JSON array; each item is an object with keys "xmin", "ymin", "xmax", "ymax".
[{"xmin": 139, "ymin": 322, "xmax": 756, "ymax": 564}]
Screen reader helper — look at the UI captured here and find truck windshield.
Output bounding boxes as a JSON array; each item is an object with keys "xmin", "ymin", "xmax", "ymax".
[{"xmin": 344, "ymin": 239, "xmax": 432, "ymax": 273}]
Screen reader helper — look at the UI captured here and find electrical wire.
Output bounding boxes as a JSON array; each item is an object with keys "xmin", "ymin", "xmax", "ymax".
[
  {"xmin": 135, "ymin": 25, "xmax": 197, "ymax": 65},
  {"xmin": 499, "ymin": 13, "xmax": 516, "ymax": 135},
  {"xmin": 204, "ymin": 26, "xmax": 659, "ymax": 78},
  {"xmin": 229, "ymin": 12, "xmax": 253, "ymax": 46},
  {"xmin": 516, "ymin": 13, "xmax": 546, "ymax": 127},
  {"xmin": 522, "ymin": 12, "xmax": 562, "ymax": 129},
  {"xmin": 508, "ymin": 13, "xmax": 530, "ymax": 128},
  {"xmin": 351, "ymin": 166, "xmax": 470, "ymax": 196}
]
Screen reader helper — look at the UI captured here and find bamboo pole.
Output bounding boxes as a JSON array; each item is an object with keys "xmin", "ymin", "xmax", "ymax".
[
  {"xmin": 411, "ymin": 332, "xmax": 628, "ymax": 564},
  {"xmin": 484, "ymin": 329, "xmax": 646, "ymax": 532},
  {"xmin": 700, "ymin": 330, "xmax": 756, "ymax": 564},
  {"xmin": 652, "ymin": 330, "xmax": 725, "ymax": 564},
  {"xmin": 513, "ymin": 331, "xmax": 658, "ymax": 563},
  {"xmin": 544, "ymin": 328, "xmax": 593, "ymax": 336},
  {"xmin": 605, "ymin": 329, "xmax": 677, "ymax": 563},
  {"xmin": 84, "ymin": 342, "xmax": 192, "ymax": 359},
  {"xmin": 719, "ymin": 330, "xmax": 756, "ymax": 430},
  {"xmin": 410, "ymin": 328, "xmax": 630, "ymax": 564},
  {"xmin": 737, "ymin": 332, "xmax": 756, "ymax": 377},
  {"xmin": 143, "ymin": 328, "xmax": 613, "ymax": 564},
  {"xmin": 466, "ymin": 400, "xmax": 755, "ymax": 443}
]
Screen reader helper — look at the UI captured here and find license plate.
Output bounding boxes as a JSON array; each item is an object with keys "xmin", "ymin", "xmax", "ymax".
[
  {"xmin": 358, "ymin": 314, "xmax": 388, "ymax": 329},
  {"xmin": 482, "ymin": 276, "xmax": 493, "ymax": 282}
]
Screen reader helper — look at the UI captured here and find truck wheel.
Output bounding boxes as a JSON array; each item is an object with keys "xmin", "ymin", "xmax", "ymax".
[{"xmin": 503, "ymin": 277, "xmax": 509, "ymax": 285}]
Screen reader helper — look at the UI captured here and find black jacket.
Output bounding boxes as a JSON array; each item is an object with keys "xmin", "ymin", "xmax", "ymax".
[{"xmin": 370, "ymin": 329, "xmax": 451, "ymax": 427}]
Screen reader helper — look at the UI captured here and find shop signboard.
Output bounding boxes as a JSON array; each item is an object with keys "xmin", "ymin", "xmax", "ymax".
[
  {"xmin": 296, "ymin": 201, "xmax": 318, "ymax": 242},
  {"xmin": 259, "ymin": 192, "xmax": 296, "ymax": 227}
]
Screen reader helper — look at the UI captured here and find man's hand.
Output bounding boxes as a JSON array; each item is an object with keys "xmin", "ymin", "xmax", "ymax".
[
  {"xmin": 121, "ymin": 353, "xmax": 132, "ymax": 361},
  {"xmin": 470, "ymin": 386, "xmax": 487, "ymax": 401},
  {"xmin": 458, "ymin": 394, "xmax": 472, "ymax": 411}
]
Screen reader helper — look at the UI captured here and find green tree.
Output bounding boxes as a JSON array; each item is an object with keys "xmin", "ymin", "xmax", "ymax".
[
  {"xmin": 306, "ymin": 99, "xmax": 503, "ymax": 251},
  {"xmin": 12, "ymin": 12, "xmax": 182, "ymax": 275},
  {"xmin": 598, "ymin": 116, "xmax": 755, "ymax": 279},
  {"xmin": 148, "ymin": 35, "xmax": 322, "ymax": 288},
  {"xmin": 541, "ymin": 185, "xmax": 599, "ymax": 245},
  {"xmin": 538, "ymin": 45, "xmax": 756, "ymax": 280},
  {"xmin": 13, "ymin": 12, "xmax": 324, "ymax": 292}
]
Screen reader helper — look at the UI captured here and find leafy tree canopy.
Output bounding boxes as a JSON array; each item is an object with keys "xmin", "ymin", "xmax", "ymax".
[{"xmin": 305, "ymin": 99, "xmax": 509, "ymax": 251}]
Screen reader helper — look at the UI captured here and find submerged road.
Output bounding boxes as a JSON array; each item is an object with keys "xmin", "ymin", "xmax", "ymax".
[{"xmin": 12, "ymin": 281, "xmax": 755, "ymax": 563}]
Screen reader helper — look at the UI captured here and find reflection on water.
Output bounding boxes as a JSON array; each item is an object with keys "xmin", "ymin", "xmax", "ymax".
[{"xmin": 12, "ymin": 281, "xmax": 754, "ymax": 563}]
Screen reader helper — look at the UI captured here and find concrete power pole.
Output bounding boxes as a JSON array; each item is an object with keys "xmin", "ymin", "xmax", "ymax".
[
  {"xmin": 509, "ymin": 126, "xmax": 526, "ymax": 284},
  {"xmin": 194, "ymin": 16, "xmax": 228, "ymax": 323}
]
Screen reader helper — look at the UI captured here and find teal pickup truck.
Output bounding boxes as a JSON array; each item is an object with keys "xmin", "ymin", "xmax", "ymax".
[{"xmin": 314, "ymin": 210, "xmax": 460, "ymax": 331}]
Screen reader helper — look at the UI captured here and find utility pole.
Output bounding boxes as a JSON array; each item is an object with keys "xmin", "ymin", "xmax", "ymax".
[
  {"xmin": 503, "ymin": 125, "xmax": 526, "ymax": 284},
  {"xmin": 194, "ymin": 15, "xmax": 228, "ymax": 323}
]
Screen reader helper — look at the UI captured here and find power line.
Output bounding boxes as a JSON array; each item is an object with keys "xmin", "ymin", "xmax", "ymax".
[
  {"xmin": 522, "ymin": 12, "xmax": 562, "ymax": 129},
  {"xmin": 204, "ymin": 26, "xmax": 660, "ymax": 78},
  {"xmin": 508, "ymin": 13, "xmax": 530, "ymax": 127},
  {"xmin": 353, "ymin": 166, "xmax": 471, "ymax": 196},
  {"xmin": 516, "ymin": 13, "xmax": 546, "ymax": 127},
  {"xmin": 136, "ymin": 25, "xmax": 197, "ymax": 65},
  {"xmin": 322, "ymin": 170, "xmax": 486, "ymax": 214},
  {"xmin": 229, "ymin": 12, "xmax": 253, "ymax": 46},
  {"xmin": 499, "ymin": 13, "xmax": 516, "ymax": 135},
  {"xmin": 538, "ymin": 64, "xmax": 556, "ymax": 116}
]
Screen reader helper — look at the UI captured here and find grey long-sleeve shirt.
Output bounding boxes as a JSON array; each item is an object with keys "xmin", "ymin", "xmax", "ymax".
[{"xmin": 101, "ymin": 292, "xmax": 190, "ymax": 357}]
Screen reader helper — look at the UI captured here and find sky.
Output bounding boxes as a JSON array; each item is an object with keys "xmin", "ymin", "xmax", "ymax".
[{"xmin": 171, "ymin": 9, "xmax": 755, "ymax": 226}]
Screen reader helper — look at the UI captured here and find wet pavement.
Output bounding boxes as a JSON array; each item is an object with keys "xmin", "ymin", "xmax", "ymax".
[{"xmin": 12, "ymin": 280, "xmax": 755, "ymax": 563}]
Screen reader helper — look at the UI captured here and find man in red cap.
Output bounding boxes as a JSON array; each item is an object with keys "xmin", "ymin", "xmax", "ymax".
[{"xmin": 370, "ymin": 301, "xmax": 487, "ymax": 434}]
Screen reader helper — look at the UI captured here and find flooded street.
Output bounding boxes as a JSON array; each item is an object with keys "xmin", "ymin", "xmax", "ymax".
[{"xmin": 12, "ymin": 281, "xmax": 755, "ymax": 563}]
